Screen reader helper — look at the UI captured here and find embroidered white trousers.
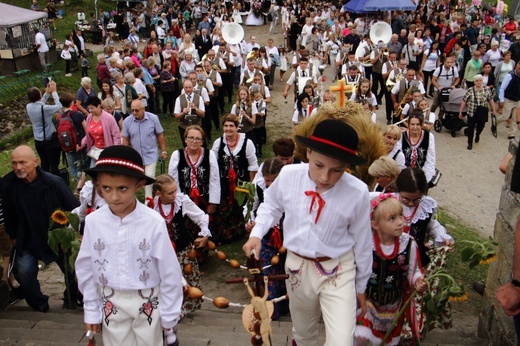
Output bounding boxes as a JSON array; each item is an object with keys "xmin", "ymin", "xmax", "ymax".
[
  {"xmin": 285, "ymin": 250, "xmax": 357, "ymax": 346},
  {"xmin": 100, "ymin": 286, "xmax": 163, "ymax": 346}
]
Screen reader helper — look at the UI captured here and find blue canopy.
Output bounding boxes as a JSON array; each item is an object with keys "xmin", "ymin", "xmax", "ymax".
[
  {"xmin": 343, "ymin": 0, "xmax": 369, "ymax": 13},
  {"xmin": 364, "ymin": 0, "xmax": 417, "ymax": 11}
]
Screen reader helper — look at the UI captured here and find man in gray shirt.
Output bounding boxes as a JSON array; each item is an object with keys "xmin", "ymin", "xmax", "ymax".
[
  {"xmin": 122, "ymin": 99, "xmax": 167, "ymax": 198},
  {"xmin": 26, "ymin": 81, "xmax": 62, "ymax": 176}
]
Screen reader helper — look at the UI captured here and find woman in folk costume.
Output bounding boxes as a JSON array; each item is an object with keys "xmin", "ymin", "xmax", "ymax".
[
  {"xmin": 211, "ymin": 114, "xmax": 258, "ymax": 244},
  {"xmin": 168, "ymin": 125, "xmax": 220, "ymax": 262}
]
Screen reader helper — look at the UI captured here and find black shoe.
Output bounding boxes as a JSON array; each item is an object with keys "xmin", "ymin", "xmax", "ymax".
[
  {"xmin": 62, "ymin": 301, "xmax": 77, "ymax": 309},
  {"xmin": 472, "ymin": 281, "xmax": 485, "ymax": 295},
  {"xmin": 386, "ymin": 120, "xmax": 391, "ymax": 125},
  {"xmin": 508, "ymin": 135, "xmax": 515, "ymax": 139},
  {"xmin": 467, "ymin": 144, "xmax": 472, "ymax": 150},
  {"xmin": 475, "ymin": 135, "xmax": 480, "ymax": 143},
  {"xmin": 9, "ymin": 291, "xmax": 20, "ymax": 306},
  {"xmin": 33, "ymin": 302, "xmax": 49, "ymax": 313}
]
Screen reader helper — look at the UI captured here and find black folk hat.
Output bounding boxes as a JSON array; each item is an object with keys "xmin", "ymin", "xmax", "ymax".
[
  {"xmin": 295, "ymin": 119, "xmax": 367, "ymax": 165},
  {"xmin": 84, "ymin": 145, "xmax": 156, "ymax": 185}
]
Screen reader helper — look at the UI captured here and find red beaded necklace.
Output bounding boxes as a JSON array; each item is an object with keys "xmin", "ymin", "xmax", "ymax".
[
  {"xmin": 158, "ymin": 201, "xmax": 174, "ymax": 223},
  {"xmin": 374, "ymin": 232, "xmax": 400, "ymax": 260},
  {"xmin": 226, "ymin": 134, "xmax": 239, "ymax": 149}
]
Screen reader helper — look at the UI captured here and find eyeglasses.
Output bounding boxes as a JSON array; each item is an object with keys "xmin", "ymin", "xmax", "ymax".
[
  {"xmin": 186, "ymin": 136, "xmax": 203, "ymax": 142},
  {"xmin": 400, "ymin": 196, "xmax": 424, "ymax": 205},
  {"xmin": 131, "ymin": 108, "xmax": 143, "ymax": 112}
]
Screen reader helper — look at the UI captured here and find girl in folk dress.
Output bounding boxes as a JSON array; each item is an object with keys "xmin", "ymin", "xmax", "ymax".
[
  {"xmin": 355, "ymin": 194, "xmax": 427, "ymax": 346},
  {"xmin": 246, "ymin": 158, "xmax": 289, "ymax": 320},
  {"xmin": 149, "ymin": 174, "xmax": 211, "ymax": 318}
]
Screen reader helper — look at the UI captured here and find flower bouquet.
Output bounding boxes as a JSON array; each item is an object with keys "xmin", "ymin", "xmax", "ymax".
[{"xmin": 252, "ymin": 1, "xmax": 263, "ymax": 18}]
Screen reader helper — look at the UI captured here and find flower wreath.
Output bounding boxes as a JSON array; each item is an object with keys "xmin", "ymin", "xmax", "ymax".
[{"xmin": 370, "ymin": 193, "xmax": 398, "ymax": 219}]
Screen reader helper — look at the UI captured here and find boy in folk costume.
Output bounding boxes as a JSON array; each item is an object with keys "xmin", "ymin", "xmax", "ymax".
[
  {"xmin": 76, "ymin": 146, "xmax": 183, "ymax": 346},
  {"xmin": 243, "ymin": 119, "xmax": 373, "ymax": 346}
]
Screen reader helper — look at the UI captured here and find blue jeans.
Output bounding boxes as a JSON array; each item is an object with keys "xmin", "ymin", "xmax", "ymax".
[
  {"xmin": 14, "ymin": 249, "xmax": 79, "ymax": 309},
  {"xmin": 65, "ymin": 151, "xmax": 82, "ymax": 182},
  {"xmin": 14, "ymin": 250, "xmax": 49, "ymax": 309}
]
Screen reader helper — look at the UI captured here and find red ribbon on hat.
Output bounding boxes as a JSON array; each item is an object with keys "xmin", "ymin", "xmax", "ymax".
[
  {"xmin": 309, "ymin": 135, "xmax": 358, "ymax": 156},
  {"xmin": 305, "ymin": 190, "xmax": 325, "ymax": 224}
]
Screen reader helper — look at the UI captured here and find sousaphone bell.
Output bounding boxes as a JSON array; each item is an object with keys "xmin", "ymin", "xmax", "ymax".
[{"xmin": 222, "ymin": 22, "xmax": 245, "ymax": 45}]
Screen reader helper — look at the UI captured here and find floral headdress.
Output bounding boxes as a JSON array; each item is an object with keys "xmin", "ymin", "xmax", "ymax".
[{"xmin": 370, "ymin": 193, "xmax": 398, "ymax": 219}]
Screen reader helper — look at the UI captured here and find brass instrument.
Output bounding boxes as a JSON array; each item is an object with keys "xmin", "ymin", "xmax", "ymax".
[
  {"xmin": 222, "ymin": 22, "xmax": 244, "ymax": 45},
  {"xmin": 386, "ymin": 69, "xmax": 403, "ymax": 91},
  {"xmin": 382, "ymin": 47, "xmax": 390, "ymax": 56},
  {"xmin": 362, "ymin": 45, "xmax": 375, "ymax": 64},
  {"xmin": 394, "ymin": 81, "xmax": 419, "ymax": 119}
]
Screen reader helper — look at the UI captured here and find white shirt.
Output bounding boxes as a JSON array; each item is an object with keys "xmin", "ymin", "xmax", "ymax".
[
  {"xmin": 174, "ymin": 92, "xmax": 205, "ymax": 115},
  {"xmin": 182, "ymin": 84, "xmax": 211, "ymax": 103},
  {"xmin": 132, "ymin": 79, "xmax": 149, "ymax": 107},
  {"xmin": 396, "ymin": 131, "xmax": 436, "ymax": 182},
  {"xmin": 388, "ymin": 145, "xmax": 406, "ymax": 170},
  {"xmin": 250, "ymin": 164, "xmax": 372, "ymax": 293},
  {"xmin": 350, "ymin": 92, "xmax": 377, "ymax": 106},
  {"xmin": 286, "ymin": 67, "xmax": 317, "ymax": 86},
  {"xmin": 432, "ymin": 65, "xmax": 459, "ymax": 91},
  {"xmin": 35, "ymin": 32, "xmax": 49, "ymax": 53},
  {"xmin": 75, "ymin": 201, "xmax": 183, "ymax": 328},
  {"xmin": 292, "ymin": 105, "xmax": 312, "ymax": 123},
  {"xmin": 391, "ymin": 79, "xmax": 426, "ymax": 95},
  {"xmin": 168, "ymin": 149, "xmax": 221, "ymax": 205},
  {"xmin": 211, "ymin": 133, "xmax": 259, "ymax": 173},
  {"xmin": 152, "ymin": 194, "xmax": 211, "ymax": 237}
]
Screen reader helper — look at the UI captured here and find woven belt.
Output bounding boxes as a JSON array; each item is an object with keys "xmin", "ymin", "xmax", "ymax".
[{"xmin": 293, "ymin": 252, "xmax": 331, "ymax": 262}]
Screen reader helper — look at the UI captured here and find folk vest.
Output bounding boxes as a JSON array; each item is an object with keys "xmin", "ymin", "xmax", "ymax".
[
  {"xmin": 177, "ymin": 148, "xmax": 211, "ymax": 205},
  {"xmin": 179, "ymin": 93, "xmax": 202, "ymax": 128}
]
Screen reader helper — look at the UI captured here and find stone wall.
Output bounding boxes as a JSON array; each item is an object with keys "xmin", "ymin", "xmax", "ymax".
[{"xmin": 479, "ymin": 140, "xmax": 519, "ymax": 345}]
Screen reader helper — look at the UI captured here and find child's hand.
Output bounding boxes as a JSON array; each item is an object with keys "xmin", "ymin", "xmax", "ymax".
[
  {"xmin": 245, "ymin": 221, "xmax": 255, "ymax": 232},
  {"xmin": 183, "ymin": 284, "xmax": 190, "ymax": 292},
  {"xmin": 194, "ymin": 236, "xmax": 208, "ymax": 249},
  {"xmin": 356, "ymin": 293, "xmax": 367, "ymax": 318},
  {"xmin": 444, "ymin": 239, "xmax": 455, "ymax": 252},
  {"xmin": 415, "ymin": 276, "xmax": 428, "ymax": 292}
]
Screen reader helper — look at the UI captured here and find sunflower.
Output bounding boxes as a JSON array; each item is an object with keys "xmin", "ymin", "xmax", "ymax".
[
  {"xmin": 235, "ymin": 187, "xmax": 250, "ymax": 194},
  {"xmin": 51, "ymin": 210, "xmax": 69, "ymax": 226},
  {"xmin": 479, "ymin": 253, "xmax": 498, "ymax": 265},
  {"xmin": 447, "ymin": 284, "xmax": 468, "ymax": 302}
]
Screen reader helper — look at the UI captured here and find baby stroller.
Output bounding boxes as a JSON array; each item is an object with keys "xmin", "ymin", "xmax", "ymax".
[{"xmin": 434, "ymin": 88, "xmax": 468, "ymax": 137}]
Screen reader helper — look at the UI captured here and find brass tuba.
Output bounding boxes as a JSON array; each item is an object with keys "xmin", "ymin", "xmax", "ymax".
[{"xmin": 222, "ymin": 22, "xmax": 244, "ymax": 45}]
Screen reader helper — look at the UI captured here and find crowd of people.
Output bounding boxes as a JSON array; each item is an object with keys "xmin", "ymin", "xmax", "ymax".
[{"xmin": 1, "ymin": 0, "xmax": 518, "ymax": 344}]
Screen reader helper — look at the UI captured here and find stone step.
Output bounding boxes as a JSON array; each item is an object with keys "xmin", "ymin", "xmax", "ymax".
[{"xmin": 0, "ymin": 310, "xmax": 84, "ymax": 325}]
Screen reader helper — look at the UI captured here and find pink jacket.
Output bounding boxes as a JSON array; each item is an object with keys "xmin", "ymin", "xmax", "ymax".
[{"xmin": 82, "ymin": 110, "xmax": 121, "ymax": 151}]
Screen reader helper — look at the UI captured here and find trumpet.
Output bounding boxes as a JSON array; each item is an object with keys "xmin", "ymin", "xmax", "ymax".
[{"xmin": 382, "ymin": 47, "xmax": 390, "ymax": 56}]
